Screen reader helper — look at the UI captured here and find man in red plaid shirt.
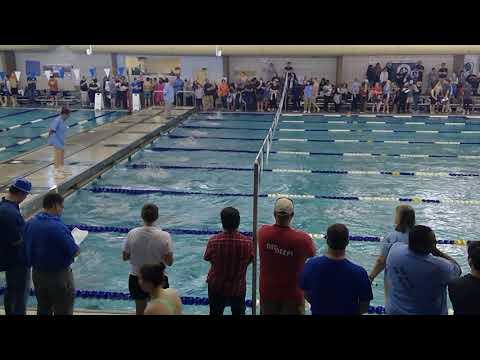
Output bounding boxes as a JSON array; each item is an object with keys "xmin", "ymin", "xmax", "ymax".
[{"xmin": 204, "ymin": 207, "xmax": 254, "ymax": 315}]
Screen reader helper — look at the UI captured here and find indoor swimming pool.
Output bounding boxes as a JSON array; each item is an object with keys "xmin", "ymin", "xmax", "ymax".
[{"xmin": 2, "ymin": 111, "xmax": 479, "ymax": 314}]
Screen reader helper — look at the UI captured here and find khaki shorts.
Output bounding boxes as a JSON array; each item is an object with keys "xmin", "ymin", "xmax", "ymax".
[
  {"xmin": 260, "ymin": 298, "xmax": 305, "ymax": 315},
  {"xmin": 203, "ymin": 95, "xmax": 213, "ymax": 109}
]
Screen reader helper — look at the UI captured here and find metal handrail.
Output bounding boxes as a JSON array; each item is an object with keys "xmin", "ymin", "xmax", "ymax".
[{"xmin": 250, "ymin": 73, "xmax": 289, "ymax": 315}]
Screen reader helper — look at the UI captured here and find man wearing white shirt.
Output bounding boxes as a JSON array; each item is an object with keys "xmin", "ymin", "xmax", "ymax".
[
  {"xmin": 123, "ymin": 203, "xmax": 174, "ymax": 315},
  {"xmin": 380, "ymin": 68, "xmax": 389, "ymax": 85}
]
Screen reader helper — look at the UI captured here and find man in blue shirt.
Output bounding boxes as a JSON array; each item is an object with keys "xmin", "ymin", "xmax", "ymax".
[
  {"xmin": 386, "ymin": 225, "xmax": 461, "ymax": 315},
  {"xmin": 299, "ymin": 224, "xmax": 373, "ymax": 315},
  {"xmin": 24, "ymin": 193, "xmax": 80, "ymax": 315},
  {"xmin": 173, "ymin": 75, "xmax": 184, "ymax": 106},
  {"xmin": 47, "ymin": 107, "xmax": 71, "ymax": 170},
  {"xmin": 0, "ymin": 178, "xmax": 32, "ymax": 315}
]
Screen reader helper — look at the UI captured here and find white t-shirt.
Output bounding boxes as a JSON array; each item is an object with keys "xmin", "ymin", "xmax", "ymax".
[
  {"xmin": 123, "ymin": 226, "xmax": 173, "ymax": 276},
  {"xmin": 380, "ymin": 71, "xmax": 389, "ymax": 83}
]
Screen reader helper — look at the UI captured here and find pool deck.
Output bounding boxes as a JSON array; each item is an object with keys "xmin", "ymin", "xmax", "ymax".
[{"xmin": 0, "ymin": 105, "xmax": 195, "ymax": 218}]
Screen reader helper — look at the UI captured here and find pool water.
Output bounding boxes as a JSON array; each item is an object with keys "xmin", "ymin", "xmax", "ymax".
[
  {"xmin": 2, "ymin": 112, "xmax": 478, "ymax": 314},
  {"xmin": 0, "ymin": 108, "xmax": 125, "ymax": 162}
]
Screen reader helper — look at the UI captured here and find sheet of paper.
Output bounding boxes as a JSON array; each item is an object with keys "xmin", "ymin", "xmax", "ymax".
[{"xmin": 71, "ymin": 227, "xmax": 88, "ymax": 246}]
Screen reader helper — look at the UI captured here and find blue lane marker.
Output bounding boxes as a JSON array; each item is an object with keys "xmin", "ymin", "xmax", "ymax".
[
  {"xmin": 168, "ymin": 134, "xmax": 265, "ymax": 141},
  {"xmin": 0, "ymin": 108, "xmax": 37, "ymax": 119},
  {"xmin": 1, "ymin": 111, "xmax": 117, "ymax": 150},
  {"xmin": 182, "ymin": 125, "xmax": 480, "ymax": 134},
  {"xmin": 85, "ymin": 187, "xmax": 480, "ymax": 205},
  {"xmin": 0, "ymin": 110, "xmax": 79, "ymax": 133},
  {"xmin": 167, "ymin": 134, "xmax": 480, "ymax": 145},
  {"xmin": 148, "ymin": 146, "xmax": 478, "ymax": 159},
  {"xmin": 149, "ymin": 147, "xmax": 259, "ymax": 154},
  {"xmin": 195, "ymin": 117, "xmax": 480, "ymax": 127},
  {"xmin": 65, "ymin": 223, "xmax": 471, "ymax": 246},
  {"xmin": 124, "ymin": 164, "xmax": 480, "ymax": 177}
]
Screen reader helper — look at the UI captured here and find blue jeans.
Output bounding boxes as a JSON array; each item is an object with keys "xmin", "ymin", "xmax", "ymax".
[{"xmin": 4, "ymin": 266, "xmax": 31, "ymax": 315}]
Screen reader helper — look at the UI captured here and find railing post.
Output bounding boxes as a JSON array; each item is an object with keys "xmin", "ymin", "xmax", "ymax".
[{"xmin": 252, "ymin": 160, "xmax": 259, "ymax": 315}]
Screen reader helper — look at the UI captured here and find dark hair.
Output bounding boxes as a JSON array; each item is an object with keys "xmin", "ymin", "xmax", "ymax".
[
  {"xmin": 8, "ymin": 186, "xmax": 24, "ymax": 195},
  {"xmin": 468, "ymin": 242, "xmax": 480, "ymax": 270},
  {"xmin": 140, "ymin": 263, "xmax": 165, "ymax": 288},
  {"xmin": 326, "ymin": 224, "xmax": 349, "ymax": 250},
  {"xmin": 220, "ymin": 207, "xmax": 240, "ymax": 231},
  {"xmin": 141, "ymin": 203, "xmax": 159, "ymax": 223},
  {"xmin": 60, "ymin": 107, "xmax": 70, "ymax": 115},
  {"xmin": 43, "ymin": 193, "xmax": 64, "ymax": 209},
  {"xmin": 408, "ymin": 225, "xmax": 434, "ymax": 255},
  {"xmin": 395, "ymin": 205, "xmax": 415, "ymax": 233}
]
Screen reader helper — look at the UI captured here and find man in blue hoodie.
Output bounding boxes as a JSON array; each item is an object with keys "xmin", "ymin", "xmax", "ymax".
[
  {"xmin": 24, "ymin": 193, "xmax": 80, "ymax": 315},
  {"xmin": 0, "ymin": 178, "xmax": 32, "ymax": 315}
]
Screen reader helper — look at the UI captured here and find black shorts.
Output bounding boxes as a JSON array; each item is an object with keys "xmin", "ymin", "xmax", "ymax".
[
  {"xmin": 128, "ymin": 274, "xmax": 169, "ymax": 300},
  {"xmin": 10, "ymin": 88, "xmax": 18, "ymax": 95}
]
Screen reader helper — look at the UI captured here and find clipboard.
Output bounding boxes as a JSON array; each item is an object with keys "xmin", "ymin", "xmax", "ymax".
[{"xmin": 71, "ymin": 227, "xmax": 89, "ymax": 246}]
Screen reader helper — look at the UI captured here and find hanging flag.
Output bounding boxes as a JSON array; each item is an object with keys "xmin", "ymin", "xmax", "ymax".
[
  {"xmin": 0, "ymin": 71, "xmax": 5, "ymax": 81},
  {"xmin": 117, "ymin": 67, "xmax": 125, "ymax": 76},
  {"xmin": 73, "ymin": 68, "xmax": 80, "ymax": 80},
  {"xmin": 104, "ymin": 68, "xmax": 111, "ymax": 77},
  {"xmin": 45, "ymin": 70, "xmax": 52, "ymax": 79},
  {"xmin": 89, "ymin": 67, "xmax": 96, "ymax": 78},
  {"xmin": 58, "ymin": 67, "xmax": 65, "ymax": 79},
  {"xmin": 14, "ymin": 71, "xmax": 21, "ymax": 81}
]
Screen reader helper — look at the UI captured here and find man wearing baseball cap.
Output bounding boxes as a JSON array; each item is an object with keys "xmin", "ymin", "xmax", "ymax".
[
  {"xmin": 0, "ymin": 178, "xmax": 32, "ymax": 315},
  {"xmin": 258, "ymin": 197, "xmax": 316, "ymax": 315}
]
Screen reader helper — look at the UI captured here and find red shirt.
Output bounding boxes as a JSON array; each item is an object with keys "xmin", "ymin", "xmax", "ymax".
[
  {"xmin": 204, "ymin": 231, "xmax": 254, "ymax": 296},
  {"xmin": 259, "ymin": 224, "xmax": 316, "ymax": 303}
]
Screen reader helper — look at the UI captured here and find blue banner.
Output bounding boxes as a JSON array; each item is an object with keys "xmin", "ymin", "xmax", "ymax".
[
  {"xmin": 59, "ymin": 67, "xmax": 65, "ymax": 79},
  {"xmin": 26, "ymin": 60, "xmax": 41, "ymax": 76},
  {"xmin": 117, "ymin": 67, "xmax": 125, "ymax": 76},
  {"xmin": 0, "ymin": 71, "xmax": 4, "ymax": 81},
  {"xmin": 89, "ymin": 67, "xmax": 96, "ymax": 78}
]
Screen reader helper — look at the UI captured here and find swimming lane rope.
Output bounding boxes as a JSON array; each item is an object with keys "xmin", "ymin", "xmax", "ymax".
[{"xmin": 85, "ymin": 186, "xmax": 480, "ymax": 206}]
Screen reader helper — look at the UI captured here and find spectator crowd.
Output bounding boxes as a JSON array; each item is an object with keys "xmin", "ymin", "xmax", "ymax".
[
  {"xmin": 1, "ymin": 178, "xmax": 479, "ymax": 316},
  {"xmin": 2, "ymin": 60, "xmax": 479, "ymax": 115}
]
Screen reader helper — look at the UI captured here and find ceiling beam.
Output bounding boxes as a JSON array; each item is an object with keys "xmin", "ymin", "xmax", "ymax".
[{"xmin": 66, "ymin": 45, "xmax": 480, "ymax": 56}]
